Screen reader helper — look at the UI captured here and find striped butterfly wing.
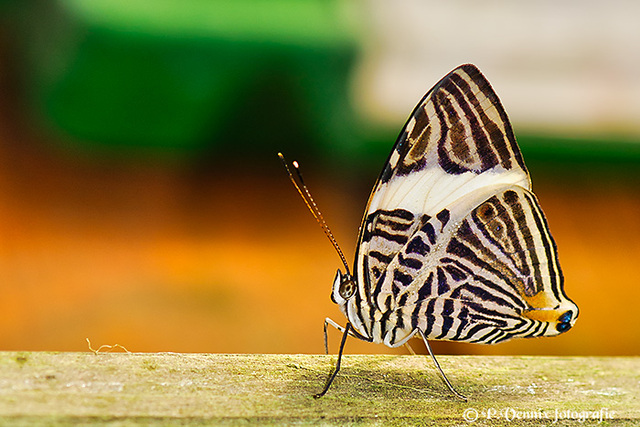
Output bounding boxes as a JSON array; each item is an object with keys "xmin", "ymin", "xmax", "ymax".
[{"xmin": 353, "ymin": 64, "xmax": 578, "ymax": 346}]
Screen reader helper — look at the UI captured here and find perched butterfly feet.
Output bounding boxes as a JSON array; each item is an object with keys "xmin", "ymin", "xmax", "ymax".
[
  {"xmin": 312, "ymin": 323, "xmax": 352, "ymax": 399},
  {"xmin": 282, "ymin": 63, "xmax": 578, "ymax": 400}
]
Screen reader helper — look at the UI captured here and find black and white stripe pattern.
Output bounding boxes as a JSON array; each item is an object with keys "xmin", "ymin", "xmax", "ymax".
[{"xmin": 334, "ymin": 64, "xmax": 578, "ymax": 348}]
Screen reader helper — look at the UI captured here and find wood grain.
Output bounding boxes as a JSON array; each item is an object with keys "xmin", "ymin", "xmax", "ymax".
[{"xmin": 0, "ymin": 352, "xmax": 637, "ymax": 425}]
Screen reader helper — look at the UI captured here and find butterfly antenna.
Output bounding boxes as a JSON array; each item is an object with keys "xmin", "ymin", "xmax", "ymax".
[{"xmin": 278, "ymin": 153, "xmax": 352, "ymax": 276}]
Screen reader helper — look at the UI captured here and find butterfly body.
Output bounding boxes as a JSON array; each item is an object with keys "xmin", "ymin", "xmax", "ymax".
[
  {"xmin": 281, "ymin": 64, "xmax": 577, "ymax": 399},
  {"xmin": 332, "ymin": 64, "xmax": 578, "ymax": 349}
]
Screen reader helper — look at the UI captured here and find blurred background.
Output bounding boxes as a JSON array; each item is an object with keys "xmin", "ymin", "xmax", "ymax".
[{"xmin": 1, "ymin": 0, "xmax": 638, "ymax": 356}]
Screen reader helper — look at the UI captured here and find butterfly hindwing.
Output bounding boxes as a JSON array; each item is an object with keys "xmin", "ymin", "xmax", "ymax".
[{"xmin": 381, "ymin": 187, "xmax": 573, "ymax": 345}]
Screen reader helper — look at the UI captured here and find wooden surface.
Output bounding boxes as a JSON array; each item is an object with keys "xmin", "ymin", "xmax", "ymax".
[{"xmin": 0, "ymin": 352, "xmax": 638, "ymax": 425}]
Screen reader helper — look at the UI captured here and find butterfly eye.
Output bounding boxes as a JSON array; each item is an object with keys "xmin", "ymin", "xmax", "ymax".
[{"xmin": 339, "ymin": 278, "xmax": 356, "ymax": 299}]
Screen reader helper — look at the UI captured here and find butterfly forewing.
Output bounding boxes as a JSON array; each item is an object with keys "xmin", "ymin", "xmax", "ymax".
[
  {"xmin": 348, "ymin": 64, "xmax": 578, "ymax": 347},
  {"xmin": 367, "ymin": 64, "xmax": 529, "ymax": 217}
]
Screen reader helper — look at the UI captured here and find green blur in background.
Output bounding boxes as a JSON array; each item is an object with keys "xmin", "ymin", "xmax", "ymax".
[
  {"xmin": 5, "ymin": 0, "xmax": 640, "ymax": 167},
  {"xmin": 11, "ymin": 0, "xmax": 361, "ymax": 160}
]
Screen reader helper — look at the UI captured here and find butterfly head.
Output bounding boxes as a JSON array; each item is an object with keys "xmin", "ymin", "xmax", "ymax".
[{"xmin": 331, "ymin": 269, "xmax": 357, "ymax": 309}]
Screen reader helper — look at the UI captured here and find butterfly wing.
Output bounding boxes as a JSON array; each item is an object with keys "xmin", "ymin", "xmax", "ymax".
[
  {"xmin": 352, "ymin": 64, "xmax": 578, "ymax": 346},
  {"xmin": 355, "ymin": 64, "xmax": 529, "ymax": 298}
]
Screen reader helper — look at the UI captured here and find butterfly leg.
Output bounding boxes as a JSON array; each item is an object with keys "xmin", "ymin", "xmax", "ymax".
[
  {"xmin": 418, "ymin": 329, "xmax": 467, "ymax": 401},
  {"xmin": 314, "ymin": 322, "xmax": 351, "ymax": 399},
  {"xmin": 322, "ymin": 317, "xmax": 360, "ymax": 354},
  {"xmin": 404, "ymin": 341, "xmax": 417, "ymax": 355}
]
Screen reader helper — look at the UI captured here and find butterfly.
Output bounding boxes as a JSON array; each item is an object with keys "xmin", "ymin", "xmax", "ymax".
[{"xmin": 280, "ymin": 64, "xmax": 578, "ymax": 400}]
